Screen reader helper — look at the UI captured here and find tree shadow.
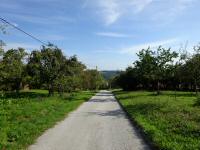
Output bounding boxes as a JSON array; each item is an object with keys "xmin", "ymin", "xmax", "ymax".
[
  {"xmin": 95, "ymin": 93, "xmax": 113, "ymax": 96},
  {"xmin": 63, "ymin": 92, "xmax": 95, "ymax": 101},
  {"xmin": 160, "ymin": 92, "xmax": 196, "ymax": 97},
  {"xmin": 86, "ymin": 109, "xmax": 124, "ymax": 118},
  {"xmin": 85, "ymin": 108, "xmax": 151, "ymax": 149},
  {"xmin": 0, "ymin": 91, "xmax": 47, "ymax": 99},
  {"xmin": 124, "ymin": 103, "xmax": 164, "ymax": 117},
  {"xmin": 88, "ymin": 97, "xmax": 116, "ymax": 103}
]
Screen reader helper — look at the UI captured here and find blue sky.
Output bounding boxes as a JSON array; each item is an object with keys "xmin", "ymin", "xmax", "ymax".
[{"xmin": 0, "ymin": 0, "xmax": 200, "ymax": 70}]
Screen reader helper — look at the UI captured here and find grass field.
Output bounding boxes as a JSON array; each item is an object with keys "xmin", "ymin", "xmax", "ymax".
[
  {"xmin": 0, "ymin": 90, "xmax": 95, "ymax": 150},
  {"xmin": 114, "ymin": 91, "xmax": 200, "ymax": 150}
]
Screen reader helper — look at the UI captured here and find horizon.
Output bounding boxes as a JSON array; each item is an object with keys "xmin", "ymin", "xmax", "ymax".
[{"xmin": 1, "ymin": 0, "xmax": 200, "ymax": 70}]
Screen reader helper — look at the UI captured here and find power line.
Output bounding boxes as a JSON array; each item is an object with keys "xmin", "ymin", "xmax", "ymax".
[{"xmin": 0, "ymin": 17, "xmax": 48, "ymax": 46}]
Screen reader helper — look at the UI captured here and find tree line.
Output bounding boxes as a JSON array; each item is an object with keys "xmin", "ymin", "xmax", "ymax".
[
  {"xmin": 113, "ymin": 45, "xmax": 200, "ymax": 95},
  {"xmin": 0, "ymin": 44, "xmax": 105, "ymax": 96}
]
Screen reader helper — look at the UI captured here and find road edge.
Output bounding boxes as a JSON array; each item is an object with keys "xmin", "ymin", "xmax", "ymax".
[{"xmin": 112, "ymin": 92, "xmax": 159, "ymax": 150}]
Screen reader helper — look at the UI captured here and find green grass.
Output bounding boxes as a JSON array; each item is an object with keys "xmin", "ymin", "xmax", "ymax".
[
  {"xmin": 114, "ymin": 90, "xmax": 200, "ymax": 150},
  {"xmin": 0, "ymin": 90, "xmax": 95, "ymax": 150}
]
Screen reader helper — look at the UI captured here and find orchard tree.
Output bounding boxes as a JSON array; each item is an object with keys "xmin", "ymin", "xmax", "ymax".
[
  {"xmin": 27, "ymin": 44, "xmax": 66, "ymax": 96},
  {"xmin": 39, "ymin": 44, "xmax": 66, "ymax": 96},
  {"xmin": 1, "ymin": 48, "xmax": 27, "ymax": 93},
  {"xmin": 82, "ymin": 69, "xmax": 105, "ymax": 90},
  {"xmin": 26, "ymin": 50, "xmax": 42, "ymax": 89},
  {"xmin": 134, "ymin": 48, "xmax": 157, "ymax": 89},
  {"xmin": 154, "ymin": 46, "xmax": 178, "ymax": 94},
  {"xmin": 55, "ymin": 55, "xmax": 86, "ymax": 94}
]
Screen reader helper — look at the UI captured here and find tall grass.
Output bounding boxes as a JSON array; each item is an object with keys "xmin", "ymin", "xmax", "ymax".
[
  {"xmin": 0, "ymin": 90, "xmax": 95, "ymax": 150},
  {"xmin": 114, "ymin": 91, "xmax": 200, "ymax": 150}
]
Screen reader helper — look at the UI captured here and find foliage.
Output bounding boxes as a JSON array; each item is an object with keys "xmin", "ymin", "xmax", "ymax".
[
  {"xmin": 114, "ymin": 91, "xmax": 200, "ymax": 150},
  {"xmin": 113, "ymin": 45, "xmax": 200, "ymax": 94},
  {"xmin": 0, "ymin": 48, "xmax": 27, "ymax": 93},
  {"xmin": 0, "ymin": 90, "xmax": 95, "ymax": 150},
  {"xmin": 0, "ymin": 43, "xmax": 105, "ymax": 95},
  {"xmin": 81, "ymin": 69, "xmax": 106, "ymax": 90}
]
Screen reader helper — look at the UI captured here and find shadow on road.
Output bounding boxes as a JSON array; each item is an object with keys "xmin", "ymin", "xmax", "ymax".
[
  {"xmin": 86, "ymin": 109, "xmax": 124, "ymax": 118},
  {"xmin": 88, "ymin": 98, "xmax": 116, "ymax": 103}
]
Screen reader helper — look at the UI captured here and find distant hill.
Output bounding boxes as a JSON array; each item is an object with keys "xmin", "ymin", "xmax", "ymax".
[{"xmin": 101, "ymin": 70, "xmax": 121, "ymax": 80}]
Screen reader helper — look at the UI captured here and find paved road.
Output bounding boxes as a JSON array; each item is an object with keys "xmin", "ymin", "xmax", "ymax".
[{"xmin": 29, "ymin": 91, "xmax": 150, "ymax": 150}]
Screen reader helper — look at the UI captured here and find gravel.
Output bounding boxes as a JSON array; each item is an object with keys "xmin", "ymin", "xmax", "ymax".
[{"xmin": 29, "ymin": 90, "xmax": 150, "ymax": 150}]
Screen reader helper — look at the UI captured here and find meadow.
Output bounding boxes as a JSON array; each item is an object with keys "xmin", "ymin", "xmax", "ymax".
[
  {"xmin": 0, "ymin": 90, "xmax": 95, "ymax": 150},
  {"xmin": 114, "ymin": 91, "xmax": 200, "ymax": 150}
]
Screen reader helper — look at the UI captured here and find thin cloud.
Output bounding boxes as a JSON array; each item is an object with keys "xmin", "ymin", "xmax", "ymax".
[
  {"xmin": 93, "ymin": 38, "xmax": 179, "ymax": 55},
  {"xmin": 3, "ymin": 13, "xmax": 75, "ymax": 25},
  {"xmin": 120, "ymin": 38, "xmax": 179, "ymax": 55},
  {"xmin": 151, "ymin": 0, "xmax": 197, "ymax": 22},
  {"xmin": 96, "ymin": 32, "xmax": 132, "ymax": 38},
  {"xmin": 84, "ymin": 0, "xmax": 153, "ymax": 25},
  {"xmin": 5, "ymin": 42, "xmax": 40, "ymax": 51},
  {"xmin": 84, "ymin": 0, "xmax": 197, "ymax": 25}
]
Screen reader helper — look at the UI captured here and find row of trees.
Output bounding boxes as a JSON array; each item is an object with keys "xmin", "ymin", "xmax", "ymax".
[
  {"xmin": 0, "ymin": 44, "xmax": 105, "ymax": 96},
  {"xmin": 113, "ymin": 45, "xmax": 200, "ymax": 94}
]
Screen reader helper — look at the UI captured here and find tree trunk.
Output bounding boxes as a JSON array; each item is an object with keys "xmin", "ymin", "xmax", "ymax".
[
  {"xmin": 48, "ymin": 83, "xmax": 54, "ymax": 96},
  {"xmin": 157, "ymin": 81, "xmax": 160, "ymax": 95},
  {"xmin": 15, "ymin": 80, "xmax": 21, "ymax": 96},
  {"xmin": 194, "ymin": 79, "xmax": 198, "ymax": 96},
  {"xmin": 58, "ymin": 84, "xmax": 63, "ymax": 97}
]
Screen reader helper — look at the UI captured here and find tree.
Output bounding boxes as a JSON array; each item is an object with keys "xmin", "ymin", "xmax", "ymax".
[
  {"xmin": 26, "ymin": 50, "xmax": 42, "ymax": 89},
  {"xmin": 182, "ymin": 45, "xmax": 200, "ymax": 94},
  {"xmin": 0, "ymin": 48, "xmax": 27, "ymax": 93},
  {"xmin": 27, "ymin": 45, "xmax": 89, "ymax": 96},
  {"xmin": 114, "ymin": 46, "xmax": 178, "ymax": 93},
  {"xmin": 81, "ymin": 69, "xmax": 105, "ymax": 90},
  {"xmin": 154, "ymin": 46, "xmax": 178, "ymax": 94},
  {"xmin": 134, "ymin": 48, "xmax": 157, "ymax": 89},
  {"xmin": 28, "ymin": 44, "xmax": 66, "ymax": 96},
  {"xmin": 115, "ymin": 67, "xmax": 139, "ymax": 91},
  {"xmin": 55, "ymin": 55, "xmax": 86, "ymax": 94}
]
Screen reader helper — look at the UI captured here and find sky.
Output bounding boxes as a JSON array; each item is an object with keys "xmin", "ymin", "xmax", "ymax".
[{"xmin": 0, "ymin": 0, "xmax": 200, "ymax": 70}]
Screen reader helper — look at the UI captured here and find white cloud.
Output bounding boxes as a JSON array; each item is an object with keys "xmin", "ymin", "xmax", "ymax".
[
  {"xmin": 84, "ymin": 0, "xmax": 197, "ymax": 25},
  {"xmin": 96, "ymin": 0, "xmax": 121, "ymax": 25},
  {"xmin": 96, "ymin": 32, "xmax": 132, "ymax": 38},
  {"xmin": 92, "ymin": 38, "xmax": 179, "ymax": 55},
  {"xmin": 151, "ymin": 0, "xmax": 197, "ymax": 22},
  {"xmin": 5, "ymin": 42, "xmax": 40, "ymax": 51},
  {"xmin": 120, "ymin": 38, "xmax": 179, "ymax": 55},
  {"xmin": 84, "ymin": 0, "xmax": 152, "ymax": 25}
]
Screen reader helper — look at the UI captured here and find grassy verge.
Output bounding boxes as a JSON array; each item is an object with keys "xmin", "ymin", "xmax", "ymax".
[
  {"xmin": 0, "ymin": 90, "xmax": 95, "ymax": 150},
  {"xmin": 114, "ymin": 90, "xmax": 200, "ymax": 150}
]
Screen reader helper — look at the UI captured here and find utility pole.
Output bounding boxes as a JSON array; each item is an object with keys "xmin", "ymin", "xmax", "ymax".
[{"xmin": 95, "ymin": 66, "xmax": 98, "ymax": 90}]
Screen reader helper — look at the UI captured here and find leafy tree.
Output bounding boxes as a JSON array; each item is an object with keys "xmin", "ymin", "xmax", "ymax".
[
  {"xmin": 0, "ymin": 48, "xmax": 27, "ymax": 93},
  {"xmin": 154, "ymin": 46, "xmax": 178, "ymax": 94},
  {"xmin": 26, "ymin": 50, "xmax": 42, "ymax": 89},
  {"xmin": 82, "ymin": 69, "xmax": 105, "ymax": 90},
  {"xmin": 55, "ymin": 55, "xmax": 86, "ymax": 95},
  {"xmin": 182, "ymin": 45, "xmax": 200, "ymax": 94},
  {"xmin": 134, "ymin": 48, "xmax": 157, "ymax": 89},
  {"xmin": 115, "ymin": 67, "xmax": 139, "ymax": 91},
  {"xmin": 114, "ymin": 46, "xmax": 178, "ymax": 93},
  {"xmin": 28, "ymin": 44, "xmax": 66, "ymax": 96}
]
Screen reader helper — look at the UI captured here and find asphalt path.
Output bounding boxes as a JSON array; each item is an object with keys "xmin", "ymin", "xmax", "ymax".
[{"xmin": 29, "ymin": 90, "xmax": 150, "ymax": 150}]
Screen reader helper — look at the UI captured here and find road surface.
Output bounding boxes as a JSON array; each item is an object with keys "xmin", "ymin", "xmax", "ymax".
[{"xmin": 29, "ymin": 90, "xmax": 150, "ymax": 150}]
